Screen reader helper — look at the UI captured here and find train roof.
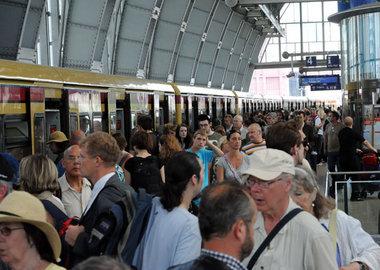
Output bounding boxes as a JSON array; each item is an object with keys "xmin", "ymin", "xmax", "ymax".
[
  {"xmin": 177, "ymin": 85, "xmax": 235, "ymax": 97},
  {"xmin": 0, "ymin": 59, "xmax": 174, "ymax": 93},
  {"xmin": 234, "ymin": 91, "xmax": 264, "ymax": 100}
]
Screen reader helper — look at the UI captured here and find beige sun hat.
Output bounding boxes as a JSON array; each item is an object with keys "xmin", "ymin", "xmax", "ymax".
[
  {"xmin": 242, "ymin": 148, "xmax": 295, "ymax": 181},
  {"xmin": 47, "ymin": 131, "xmax": 68, "ymax": 144},
  {"xmin": 0, "ymin": 191, "xmax": 61, "ymax": 262}
]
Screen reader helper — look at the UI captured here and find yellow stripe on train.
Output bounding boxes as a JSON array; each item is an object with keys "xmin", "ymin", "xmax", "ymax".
[{"xmin": 0, "ymin": 103, "xmax": 26, "ymax": 114}]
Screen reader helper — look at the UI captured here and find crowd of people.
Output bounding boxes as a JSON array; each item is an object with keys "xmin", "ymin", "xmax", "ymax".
[{"xmin": 0, "ymin": 106, "xmax": 379, "ymax": 270}]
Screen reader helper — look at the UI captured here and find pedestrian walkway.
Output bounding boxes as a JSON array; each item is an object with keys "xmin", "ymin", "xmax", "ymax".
[{"xmin": 316, "ymin": 163, "xmax": 380, "ymax": 235}]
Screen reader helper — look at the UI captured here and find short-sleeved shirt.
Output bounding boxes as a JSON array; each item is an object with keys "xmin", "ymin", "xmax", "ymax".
[
  {"xmin": 216, "ymin": 153, "xmax": 250, "ymax": 183},
  {"xmin": 187, "ymin": 148, "xmax": 214, "ymax": 190},
  {"xmin": 241, "ymin": 140, "xmax": 266, "ymax": 156},
  {"xmin": 338, "ymin": 127, "xmax": 364, "ymax": 160},
  {"xmin": 324, "ymin": 122, "xmax": 344, "ymax": 153},
  {"xmin": 58, "ymin": 174, "xmax": 92, "ymax": 218}
]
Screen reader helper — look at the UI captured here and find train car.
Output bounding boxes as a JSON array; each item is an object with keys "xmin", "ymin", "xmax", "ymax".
[
  {"xmin": 0, "ymin": 59, "xmax": 176, "ymax": 158},
  {"xmin": 234, "ymin": 91, "xmax": 265, "ymax": 115},
  {"xmin": 282, "ymin": 96, "xmax": 308, "ymax": 111},
  {"xmin": 176, "ymin": 85, "xmax": 236, "ymax": 132},
  {"xmin": 261, "ymin": 94, "xmax": 282, "ymax": 112}
]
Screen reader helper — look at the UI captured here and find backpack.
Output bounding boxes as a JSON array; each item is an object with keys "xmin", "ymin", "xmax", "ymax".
[
  {"xmin": 88, "ymin": 189, "xmax": 154, "ymax": 265},
  {"xmin": 119, "ymin": 152, "xmax": 133, "ymax": 171},
  {"xmin": 130, "ymin": 156, "xmax": 163, "ymax": 196}
]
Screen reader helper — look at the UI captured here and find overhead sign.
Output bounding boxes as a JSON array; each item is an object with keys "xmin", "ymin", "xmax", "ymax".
[
  {"xmin": 300, "ymin": 75, "xmax": 341, "ymax": 91},
  {"xmin": 306, "ymin": 56, "xmax": 317, "ymax": 66},
  {"xmin": 326, "ymin": 55, "xmax": 339, "ymax": 68}
]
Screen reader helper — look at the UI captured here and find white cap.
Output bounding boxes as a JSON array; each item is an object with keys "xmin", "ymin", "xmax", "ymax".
[{"xmin": 243, "ymin": 149, "xmax": 295, "ymax": 181}]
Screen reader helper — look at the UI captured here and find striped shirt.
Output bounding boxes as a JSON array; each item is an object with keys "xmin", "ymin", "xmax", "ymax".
[
  {"xmin": 201, "ymin": 249, "xmax": 247, "ymax": 270},
  {"xmin": 241, "ymin": 140, "xmax": 266, "ymax": 156}
]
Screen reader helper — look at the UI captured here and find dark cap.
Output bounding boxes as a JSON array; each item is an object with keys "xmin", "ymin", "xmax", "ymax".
[{"xmin": 0, "ymin": 155, "xmax": 14, "ymax": 182}]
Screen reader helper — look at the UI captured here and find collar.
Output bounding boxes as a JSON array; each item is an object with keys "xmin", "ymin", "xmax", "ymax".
[
  {"xmin": 201, "ymin": 249, "xmax": 247, "ymax": 270},
  {"xmin": 83, "ymin": 172, "xmax": 115, "ymax": 215},
  {"xmin": 59, "ymin": 174, "xmax": 91, "ymax": 192},
  {"xmin": 255, "ymin": 198, "xmax": 299, "ymax": 233}
]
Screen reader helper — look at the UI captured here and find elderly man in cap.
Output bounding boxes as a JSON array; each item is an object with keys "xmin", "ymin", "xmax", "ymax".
[
  {"xmin": 47, "ymin": 131, "xmax": 70, "ymax": 177},
  {"xmin": 242, "ymin": 148, "xmax": 337, "ymax": 270}
]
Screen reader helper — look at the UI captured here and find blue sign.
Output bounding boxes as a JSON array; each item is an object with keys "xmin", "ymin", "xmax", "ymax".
[
  {"xmin": 300, "ymin": 75, "xmax": 341, "ymax": 91},
  {"xmin": 306, "ymin": 56, "xmax": 317, "ymax": 66},
  {"xmin": 326, "ymin": 56, "xmax": 339, "ymax": 68}
]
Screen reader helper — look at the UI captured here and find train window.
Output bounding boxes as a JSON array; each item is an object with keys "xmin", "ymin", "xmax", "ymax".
[
  {"xmin": 80, "ymin": 114, "xmax": 91, "ymax": 135},
  {"xmin": 110, "ymin": 112, "xmax": 117, "ymax": 133},
  {"xmin": 92, "ymin": 114, "xmax": 103, "ymax": 132},
  {"xmin": 116, "ymin": 109, "xmax": 125, "ymax": 135},
  {"xmin": 33, "ymin": 115, "xmax": 45, "ymax": 154},
  {"xmin": 5, "ymin": 121, "xmax": 28, "ymax": 144},
  {"xmin": 167, "ymin": 95, "xmax": 176, "ymax": 124},
  {"xmin": 69, "ymin": 113, "xmax": 78, "ymax": 135}
]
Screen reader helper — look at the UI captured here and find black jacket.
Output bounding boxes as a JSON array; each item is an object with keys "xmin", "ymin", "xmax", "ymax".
[
  {"xmin": 71, "ymin": 174, "xmax": 135, "ymax": 264},
  {"xmin": 168, "ymin": 255, "xmax": 231, "ymax": 270}
]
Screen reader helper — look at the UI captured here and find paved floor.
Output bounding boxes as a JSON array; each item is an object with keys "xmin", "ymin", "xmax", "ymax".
[{"xmin": 316, "ymin": 163, "xmax": 380, "ymax": 235}]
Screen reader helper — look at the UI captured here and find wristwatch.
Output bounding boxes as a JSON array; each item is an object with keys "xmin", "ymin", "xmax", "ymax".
[{"xmin": 356, "ymin": 261, "xmax": 366, "ymax": 270}]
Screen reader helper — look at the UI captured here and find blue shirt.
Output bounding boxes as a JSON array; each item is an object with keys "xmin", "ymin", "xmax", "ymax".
[
  {"xmin": 186, "ymin": 148, "xmax": 214, "ymax": 190},
  {"xmin": 133, "ymin": 197, "xmax": 201, "ymax": 270}
]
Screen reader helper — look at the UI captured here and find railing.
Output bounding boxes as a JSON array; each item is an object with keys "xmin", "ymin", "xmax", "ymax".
[{"xmin": 325, "ymin": 171, "xmax": 380, "ymax": 214}]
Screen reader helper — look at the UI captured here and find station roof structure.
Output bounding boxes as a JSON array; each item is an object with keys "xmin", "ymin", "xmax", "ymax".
[{"xmin": 0, "ymin": 0, "xmax": 295, "ymax": 92}]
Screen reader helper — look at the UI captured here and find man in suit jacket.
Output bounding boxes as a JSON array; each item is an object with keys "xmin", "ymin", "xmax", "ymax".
[{"xmin": 65, "ymin": 132, "xmax": 135, "ymax": 264}]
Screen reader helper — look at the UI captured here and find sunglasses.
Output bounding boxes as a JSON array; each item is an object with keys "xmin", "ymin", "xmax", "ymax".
[{"xmin": 0, "ymin": 226, "xmax": 24, "ymax": 237}]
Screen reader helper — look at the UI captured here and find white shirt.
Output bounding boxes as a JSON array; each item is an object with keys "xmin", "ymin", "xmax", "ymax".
[
  {"xmin": 243, "ymin": 199, "xmax": 338, "ymax": 270},
  {"xmin": 314, "ymin": 116, "xmax": 323, "ymax": 135},
  {"xmin": 83, "ymin": 172, "xmax": 115, "ymax": 215},
  {"xmin": 320, "ymin": 210, "xmax": 380, "ymax": 270},
  {"xmin": 58, "ymin": 174, "xmax": 92, "ymax": 218}
]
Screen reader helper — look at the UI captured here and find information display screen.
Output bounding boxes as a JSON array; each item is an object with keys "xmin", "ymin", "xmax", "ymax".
[{"xmin": 300, "ymin": 75, "xmax": 341, "ymax": 90}]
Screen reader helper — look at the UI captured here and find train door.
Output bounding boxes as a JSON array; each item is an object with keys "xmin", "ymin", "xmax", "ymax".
[
  {"xmin": 181, "ymin": 96, "xmax": 188, "ymax": 126},
  {"xmin": 116, "ymin": 91, "xmax": 128, "ymax": 138},
  {"xmin": 103, "ymin": 91, "xmax": 117, "ymax": 134},
  {"xmin": 0, "ymin": 86, "xmax": 31, "ymax": 159},
  {"xmin": 212, "ymin": 98, "xmax": 217, "ymax": 122},
  {"xmin": 45, "ymin": 88, "xmax": 65, "ymax": 161},
  {"xmin": 187, "ymin": 96, "xmax": 194, "ymax": 132},
  {"xmin": 29, "ymin": 88, "xmax": 45, "ymax": 155},
  {"xmin": 91, "ymin": 91, "xmax": 103, "ymax": 133},
  {"xmin": 192, "ymin": 96, "xmax": 199, "ymax": 131},
  {"xmin": 128, "ymin": 92, "xmax": 151, "ymax": 135},
  {"xmin": 206, "ymin": 97, "xmax": 212, "ymax": 120}
]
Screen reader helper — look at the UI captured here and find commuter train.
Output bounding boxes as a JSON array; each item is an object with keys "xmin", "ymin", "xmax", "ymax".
[{"xmin": 0, "ymin": 59, "xmax": 332, "ymax": 157}]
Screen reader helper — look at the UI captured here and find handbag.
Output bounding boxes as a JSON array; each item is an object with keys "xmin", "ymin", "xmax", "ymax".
[{"xmin": 247, "ymin": 208, "xmax": 303, "ymax": 269}]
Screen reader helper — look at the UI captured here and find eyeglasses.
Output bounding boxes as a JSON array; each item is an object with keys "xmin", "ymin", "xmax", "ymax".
[
  {"xmin": 66, "ymin": 155, "xmax": 80, "ymax": 162},
  {"xmin": 246, "ymin": 178, "xmax": 282, "ymax": 189},
  {"xmin": 0, "ymin": 226, "xmax": 24, "ymax": 237}
]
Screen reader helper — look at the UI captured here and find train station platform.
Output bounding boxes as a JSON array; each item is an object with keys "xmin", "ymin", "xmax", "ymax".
[{"xmin": 316, "ymin": 163, "xmax": 380, "ymax": 243}]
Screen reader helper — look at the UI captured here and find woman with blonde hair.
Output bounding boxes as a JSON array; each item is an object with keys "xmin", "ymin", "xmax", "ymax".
[
  {"xmin": 19, "ymin": 154, "xmax": 67, "ymax": 230},
  {"xmin": 291, "ymin": 164, "xmax": 380, "ymax": 270}
]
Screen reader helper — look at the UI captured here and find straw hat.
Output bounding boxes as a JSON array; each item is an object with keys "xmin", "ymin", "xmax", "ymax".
[
  {"xmin": 0, "ymin": 191, "xmax": 61, "ymax": 262},
  {"xmin": 47, "ymin": 131, "xmax": 68, "ymax": 144}
]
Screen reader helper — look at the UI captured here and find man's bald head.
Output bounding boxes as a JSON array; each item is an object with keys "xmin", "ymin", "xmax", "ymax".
[
  {"xmin": 70, "ymin": 130, "xmax": 85, "ymax": 145},
  {"xmin": 344, "ymin": 116, "xmax": 353, "ymax": 127}
]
